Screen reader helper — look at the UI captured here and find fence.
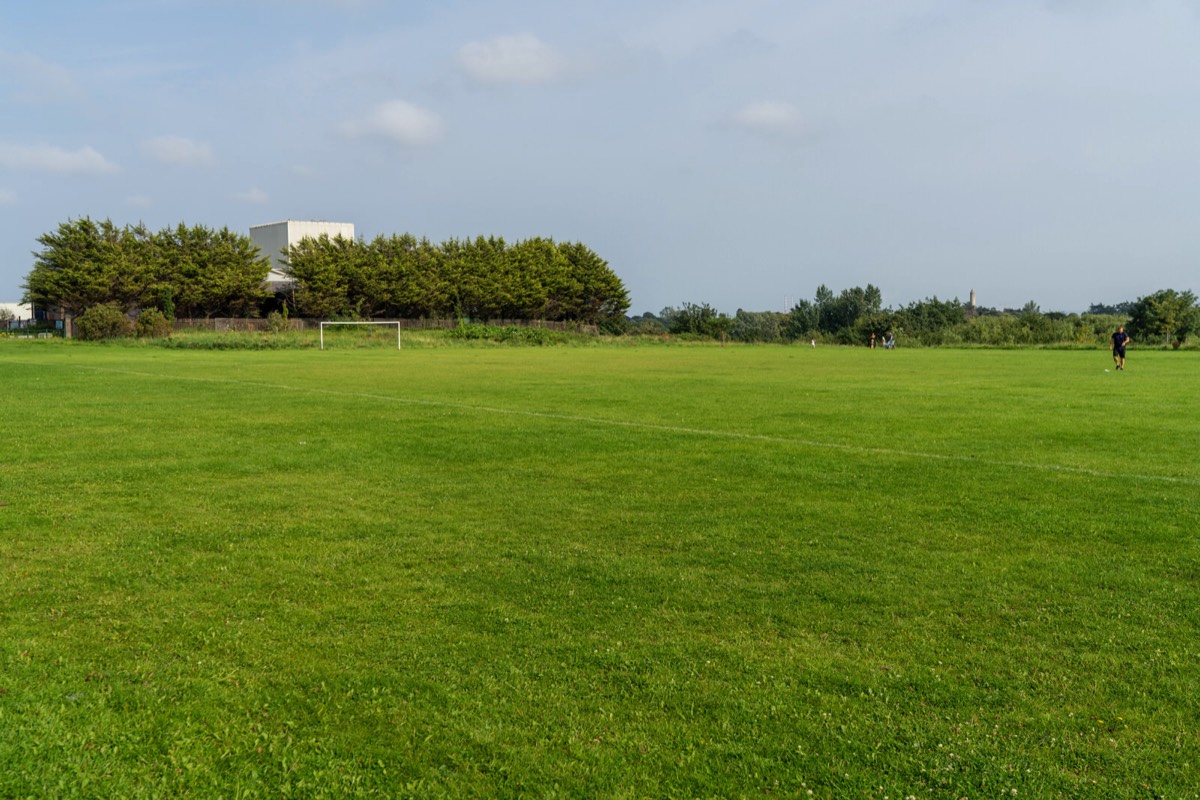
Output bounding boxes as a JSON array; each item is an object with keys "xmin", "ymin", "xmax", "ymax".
[
  {"xmin": 173, "ymin": 318, "xmax": 598, "ymax": 334},
  {"xmin": 2, "ymin": 318, "xmax": 64, "ymax": 338}
]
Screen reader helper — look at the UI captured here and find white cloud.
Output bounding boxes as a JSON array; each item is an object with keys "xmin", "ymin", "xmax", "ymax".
[
  {"xmin": 0, "ymin": 188, "xmax": 15, "ymax": 205},
  {"xmin": 141, "ymin": 136, "xmax": 216, "ymax": 167},
  {"xmin": 338, "ymin": 100, "xmax": 445, "ymax": 146},
  {"xmin": 0, "ymin": 143, "xmax": 118, "ymax": 175},
  {"xmin": 457, "ymin": 33, "xmax": 571, "ymax": 86},
  {"xmin": 0, "ymin": 50, "xmax": 79, "ymax": 102},
  {"xmin": 232, "ymin": 187, "xmax": 270, "ymax": 204},
  {"xmin": 731, "ymin": 101, "xmax": 806, "ymax": 138}
]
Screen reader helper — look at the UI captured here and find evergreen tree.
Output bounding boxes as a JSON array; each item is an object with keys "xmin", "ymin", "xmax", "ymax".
[
  {"xmin": 558, "ymin": 241, "xmax": 630, "ymax": 325},
  {"xmin": 24, "ymin": 217, "xmax": 150, "ymax": 314},
  {"xmin": 287, "ymin": 234, "xmax": 353, "ymax": 319}
]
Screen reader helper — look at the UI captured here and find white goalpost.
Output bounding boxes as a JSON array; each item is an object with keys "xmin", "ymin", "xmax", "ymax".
[{"xmin": 319, "ymin": 321, "xmax": 402, "ymax": 350}]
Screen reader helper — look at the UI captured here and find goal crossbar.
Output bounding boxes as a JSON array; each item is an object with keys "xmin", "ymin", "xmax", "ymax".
[{"xmin": 319, "ymin": 321, "xmax": 402, "ymax": 350}]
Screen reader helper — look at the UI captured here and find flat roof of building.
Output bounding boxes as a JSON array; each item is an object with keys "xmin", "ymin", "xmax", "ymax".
[{"xmin": 250, "ymin": 220, "xmax": 354, "ymax": 229}]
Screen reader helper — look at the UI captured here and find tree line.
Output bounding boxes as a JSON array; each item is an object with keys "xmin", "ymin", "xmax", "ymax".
[
  {"xmin": 21, "ymin": 218, "xmax": 631, "ymax": 326},
  {"xmin": 23, "ymin": 218, "xmax": 271, "ymax": 319},
  {"xmin": 284, "ymin": 234, "xmax": 629, "ymax": 325},
  {"xmin": 630, "ymin": 284, "xmax": 1199, "ymax": 347},
  {"xmin": 20, "ymin": 217, "xmax": 1195, "ymax": 346}
]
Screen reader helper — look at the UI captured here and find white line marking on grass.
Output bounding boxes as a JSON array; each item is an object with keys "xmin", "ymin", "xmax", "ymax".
[{"xmin": 56, "ymin": 364, "xmax": 1200, "ymax": 488}]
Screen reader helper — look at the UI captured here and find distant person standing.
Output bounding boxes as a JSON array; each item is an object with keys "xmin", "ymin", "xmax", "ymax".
[{"xmin": 1111, "ymin": 325, "xmax": 1130, "ymax": 370}]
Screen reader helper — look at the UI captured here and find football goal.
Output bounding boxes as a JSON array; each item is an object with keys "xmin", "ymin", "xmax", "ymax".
[{"xmin": 319, "ymin": 321, "xmax": 402, "ymax": 350}]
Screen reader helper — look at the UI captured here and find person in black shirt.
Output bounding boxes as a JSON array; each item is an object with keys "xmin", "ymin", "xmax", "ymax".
[{"xmin": 1111, "ymin": 326, "xmax": 1130, "ymax": 370}]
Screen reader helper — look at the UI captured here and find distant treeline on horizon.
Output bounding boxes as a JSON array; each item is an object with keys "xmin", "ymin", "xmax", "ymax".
[
  {"xmin": 628, "ymin": 285, "xmax": 1197, "ymax": 347},
  {"xmin": 15, "ymin": 217, "xmax": 1197, "ymax": 347}
]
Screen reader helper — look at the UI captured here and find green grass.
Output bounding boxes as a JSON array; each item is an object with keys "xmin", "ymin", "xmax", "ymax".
[{"xmin": 1, "ymin": 341, "xmax": 1197, "ymax": 798}]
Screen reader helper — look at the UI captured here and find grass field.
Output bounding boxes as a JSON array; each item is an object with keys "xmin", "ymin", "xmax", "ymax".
[{"xmin": 1, "ymin": 340, "xmax": 1197, "ymax": 798}]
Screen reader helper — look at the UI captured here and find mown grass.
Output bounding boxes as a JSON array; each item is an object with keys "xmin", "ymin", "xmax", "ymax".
[{"xmin": 1, "ymin": 341, "xmax": 1197, "ymax": 798}]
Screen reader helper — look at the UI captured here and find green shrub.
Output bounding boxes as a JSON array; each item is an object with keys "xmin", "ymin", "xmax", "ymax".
[
  {"xmin": 76, "ymin": 305, "xmax": 134, "ymax": 340},
  {"xmin": 446, "ymin": 322, "xmax": 573, "ymax": 345},
  {"xmin": 627, "ymin": 319, "xmax": 667, "ymax": 336},
  {"xmin": 730, "ymin": 310, "xmax": 784, "ymax": 343},
  {"xmin": 266, "ymin": 310, "xmax": 290, "ymax": 334},
  {"xmin": 598, "ymin": 316, "xmax": 629, "ymax": 336},
  {"xmin": 136, "ymin": 308, "xmax": 173, "ymax": 339}
]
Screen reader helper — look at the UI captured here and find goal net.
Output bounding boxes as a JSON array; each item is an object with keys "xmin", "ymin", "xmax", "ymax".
[{"xmin": 319, "ymin": 321, "xmax": 402, "ymax": 350}]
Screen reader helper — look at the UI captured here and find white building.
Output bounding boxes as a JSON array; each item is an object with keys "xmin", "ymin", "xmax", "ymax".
[
  {"xmin": 1, "ymin": 302, "xmax": 33, "ymax": 328},
  {"xmin": 249, "ymin": 220, "xmax": 356, "ymax": 292}
]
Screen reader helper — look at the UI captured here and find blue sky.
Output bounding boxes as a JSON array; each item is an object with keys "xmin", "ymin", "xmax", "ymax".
[{"xmin": 2, "ymin": 0, "xmax": 1198, "ymax": 314}]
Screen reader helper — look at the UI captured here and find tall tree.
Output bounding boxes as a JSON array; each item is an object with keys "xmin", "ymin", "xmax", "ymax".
[
  {"xmin": 158, "ymin": 224, "xmax": 271, "ymax": 318},
  {"xmin": 411, "ymin": 237, "xmax": 452, "ymax": 317},
  {"xmin": 381, "ymin": 234, "xmax": 439, "ymax": 317},
  {"xmin": 1127, "ymin": 289, "xmax": 1199, "ymax": 345},
  {"xmin": 286, "ymin": 234, "xmax": 354, "ymax": 319},
  {"xmin": 24, "ymin": 217, "xmax": 151, "ymax": 314},
  {"xmin": 448, "ymin": 235, "xmax": 508, "ymax": 319},
  {"xmin": 558, "ymin": 241, "xmax": 629, "ymax": 325},
  {"xmin": 504, "ymin": 238, "xmax": 561, "ymax": 319},
  {"xmin": 782, "ymin": 299, "xmax": 819, "ymax": 341},
  {"xmin": 816, "ymin": 284, "xmax": 883, "ymax": 338},
  {"xmin": 896, "ymin": 296, "xmax": 964, "ymax": 335}
]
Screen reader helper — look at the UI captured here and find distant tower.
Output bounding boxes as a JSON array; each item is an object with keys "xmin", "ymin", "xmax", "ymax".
[{"xmin": 969, "ymin": 288, "xmax": 977, "ymax": 313}]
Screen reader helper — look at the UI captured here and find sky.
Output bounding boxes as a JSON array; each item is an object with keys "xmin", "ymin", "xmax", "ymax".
[{"xmin": 2, "ymin": 0, "xmax": 1198, "ymax": 315}]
